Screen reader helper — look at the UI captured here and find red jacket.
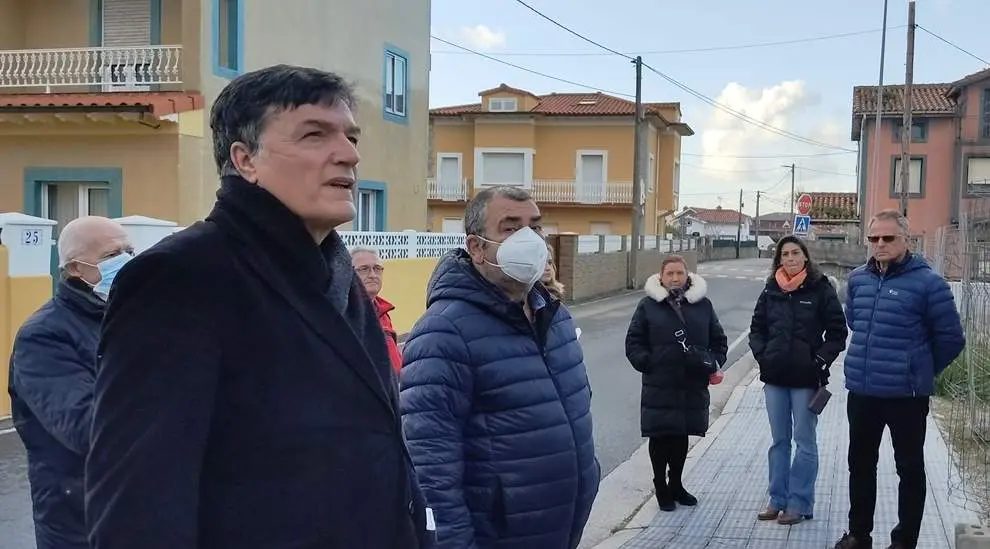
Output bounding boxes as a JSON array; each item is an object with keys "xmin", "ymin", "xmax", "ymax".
[{"xmin": 374, "ymin": 296, "xmax": 403, "ymax": 373}]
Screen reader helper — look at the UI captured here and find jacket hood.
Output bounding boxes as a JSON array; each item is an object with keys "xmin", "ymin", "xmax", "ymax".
[
  {"xmin": 427, "ymin": 248, "xmax": 551, "ymax": 321},
  {"xmin": 644, "ymin": 272, "xmax": 707, "ymax": 303}
]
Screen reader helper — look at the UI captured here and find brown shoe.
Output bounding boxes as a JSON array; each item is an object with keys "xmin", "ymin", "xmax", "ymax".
[
  {"xmin": 757, "ymin": 506, "xmax": 780, "ymax": 521},
  {"xmin": 777, "ymin": 512, "xmax": 806, "ymax": 525}
]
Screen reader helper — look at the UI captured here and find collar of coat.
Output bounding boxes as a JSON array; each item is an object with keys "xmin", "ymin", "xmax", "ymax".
[{"xmin": 644, "ymin": 272, "xmax": 708, "ymax": 304}]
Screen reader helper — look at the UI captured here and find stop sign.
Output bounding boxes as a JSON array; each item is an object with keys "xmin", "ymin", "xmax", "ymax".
[{"xmin": 796, "ymin": 194, "xmax": 813, "ymax": 216}]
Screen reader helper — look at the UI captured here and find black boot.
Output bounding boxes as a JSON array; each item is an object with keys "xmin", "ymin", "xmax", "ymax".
[
  {"xmin": 653, "ymin": 478, "xmax": 676, "ymax": 512},
  {"xmin": 668, "ymin": 478, "xmax": 698, "ymax": 506}
]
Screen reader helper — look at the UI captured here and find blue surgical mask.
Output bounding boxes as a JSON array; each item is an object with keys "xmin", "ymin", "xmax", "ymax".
[{"xmin": 80, "ymin": 252, "xmax": 134, "ymax": 301}]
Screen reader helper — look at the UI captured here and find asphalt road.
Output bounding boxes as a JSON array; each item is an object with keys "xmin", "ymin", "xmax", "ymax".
[{"xmin": 0, "ymin": 258, "xmax": 770, "ymax": 547}]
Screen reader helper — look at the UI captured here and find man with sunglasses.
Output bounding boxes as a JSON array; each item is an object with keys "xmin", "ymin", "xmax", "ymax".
[{"xmin": 833, "ymin": 209, "xmax": 965, "ymax": 549}]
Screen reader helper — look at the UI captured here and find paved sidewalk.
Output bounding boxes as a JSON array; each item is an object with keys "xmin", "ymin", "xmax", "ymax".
[{"xmin": 604, "ymin": 358, "xmax": 979, "ymax": 548}]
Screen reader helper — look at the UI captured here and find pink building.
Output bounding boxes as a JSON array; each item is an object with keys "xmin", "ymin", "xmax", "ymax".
[{"xmin": 851, "ymin": 68, "xmax": 990, "ymax": 238}]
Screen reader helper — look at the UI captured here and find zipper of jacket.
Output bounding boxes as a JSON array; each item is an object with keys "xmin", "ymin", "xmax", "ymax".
[{"xmin": 865, "ymin": 273, "xmax": 885, "ymax": 395}]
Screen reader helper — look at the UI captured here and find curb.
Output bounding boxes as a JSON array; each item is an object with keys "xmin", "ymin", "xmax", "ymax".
[{"xmin": 577, "ymin": 353, "xmax": 759, "ymax": 549}]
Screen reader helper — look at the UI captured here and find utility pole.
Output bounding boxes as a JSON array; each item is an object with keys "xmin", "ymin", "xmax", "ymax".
[
  {"xmin": 783, "ymin": 163, "xmax": 796, "ymax": 218},
  {"xmin": 899, "ymin": 0, "xmax": 916, "ymax": 217},
  {"xmin": 735, "ymin": 188, "xmax": 744, "ymax": 259},
  {"xmin": 628, "ymin": 55, "xmax": 644, "ymax": 289},
  {"xmin": 755, "ymin": 190, "xmax": 762, "ymax": 241}
]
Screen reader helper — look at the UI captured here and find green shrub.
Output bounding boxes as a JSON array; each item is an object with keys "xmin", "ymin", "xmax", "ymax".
[{"xmin": 936, "ymin": 344, "xmax": 990, "ymax": 401}]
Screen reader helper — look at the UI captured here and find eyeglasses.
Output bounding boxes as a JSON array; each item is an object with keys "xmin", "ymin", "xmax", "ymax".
[
  {"xmin": 355, "ymin": 265, "xmax": 384, "ymax": 275},
  {"xmin": 867, "ymin": 235, "xmax": 898, "ymax": 243}
]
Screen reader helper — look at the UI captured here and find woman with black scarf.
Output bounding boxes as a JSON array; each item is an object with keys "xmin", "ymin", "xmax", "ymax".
[{"xmin": 624, "ymin": 255, "xmax": 728, "ymax": 512}]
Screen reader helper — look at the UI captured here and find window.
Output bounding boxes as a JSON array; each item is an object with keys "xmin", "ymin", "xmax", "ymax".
[
  {"xmin": 42, "ymin": 183, "xmax": 110, "ymax": 238},
  {"xmin": 967, "ymin": 157, "xmax": 990, "ymax": 196},
  {"xmin": 214, "ymin": 0, "xmax": 241, "ymax": 76},
  {"xmin": 384, "ymin": 49, "xmax": 407, "ymax": 121},
  {"xmin": 480, "ymin": 152, "xmax": 525, "ymax": 185},
  {"xmin": 893, "ymin": 120, "xmax": 928, "ymax": 142},
  {"xmin": 355, "ymin": 181, "xmax": 386, "ymax": 231},
  {"xmin": 488, "ymin": 98, "xmax": 517, "ymax": 112},
  {"xmin": 982, "ymin": 89, "xmax": 990, "ymax": 139},
  {"xmin": 889, "ymin": 156, "xmax": 925, "ymax": 197}
]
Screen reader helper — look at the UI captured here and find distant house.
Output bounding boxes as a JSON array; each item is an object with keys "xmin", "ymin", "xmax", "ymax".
[
  {"xmin": 674, "ymin": 206, "xmax": 752, "ymax": 240},
  {"xmin": 755, "ymin": 212, "xmax": 791, "ymax": 239}
]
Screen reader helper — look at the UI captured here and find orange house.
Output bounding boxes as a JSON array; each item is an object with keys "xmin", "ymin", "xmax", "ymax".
[
  {"xmin": 851, "ymin": 68, "xmax": 990, "ymax": 238},
  {"xmin": 428, "ymin": 84, "xmax": 694, "ymax": 235}
]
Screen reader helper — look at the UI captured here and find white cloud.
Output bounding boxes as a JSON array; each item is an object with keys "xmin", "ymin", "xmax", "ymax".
[
  {"xmin": 457, "ymin": 25, "xmax": 507, "ymax": 51},
  {"xmin": 680, "ymin": 80, "xmax": 858, "ymax": 214}
]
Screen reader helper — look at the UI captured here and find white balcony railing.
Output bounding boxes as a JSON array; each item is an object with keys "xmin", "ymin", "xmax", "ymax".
[
  {"xmin": 532, "ymin": 180, "xmax": 633, "ymax": 204},
  {"xmin": 427, "ymin": 178, "xmax": 468, "ymax": 201},
  {"xmin": 426, "ymin": 178, "xmax": 634, "ymax": 205},
  {"xmin": 0, "ymin": 45, "xmax": 182, "ymax": 92}
]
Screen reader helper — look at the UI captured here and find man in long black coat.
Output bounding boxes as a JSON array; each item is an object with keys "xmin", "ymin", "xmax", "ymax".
[{"xmin": 85, "ymin": 65, "xmax": 436, "ymax": 549}]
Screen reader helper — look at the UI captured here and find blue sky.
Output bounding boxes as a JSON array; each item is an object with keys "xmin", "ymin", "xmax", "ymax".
[{"xmin": 428, "ymin": 0, "xmax": 987, "ymax": 214}]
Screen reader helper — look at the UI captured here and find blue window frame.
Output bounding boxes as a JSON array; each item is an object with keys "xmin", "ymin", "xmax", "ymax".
[
  {"xmin": 212, "ymin": 0, "xmax": 244, "ymax": 78},
  {"xmin": 356, "ymin": 180, "xmax": 388, "ymax": 231},
  {"xmin": 383, "ymin": 45, "xmax": 408, "ymax": 124}
]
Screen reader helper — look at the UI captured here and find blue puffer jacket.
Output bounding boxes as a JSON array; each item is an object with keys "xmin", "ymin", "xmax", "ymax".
[
  {"xmin": 8, "ymin": 280, "xmax": 104, "ymax": 549},
  {"xmin": 844, "ymin": 253, "xmax": 965, "ymax": 397},
  {"xmin": 400, "ymin": 249, "xmax": 600, "ymax": 549}
]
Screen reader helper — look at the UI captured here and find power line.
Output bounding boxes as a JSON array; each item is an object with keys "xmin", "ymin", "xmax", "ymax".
[
  {"xmin": 680, "ymin": 163, "xmax": 783, "ymax": 174},
  {"xmin": 916, "ymin": 25, "xmax": 989, "ymax": 67},
  {"xmin": 795, "ymin": 165, "xmax": 857, "ymax": 177},
  {"xmin": 507, "ymin": 0, "xmax": 856, "ymax": 153},
  {"xmin": 431, "ymin": 27, "xmax": 903, "ymax": 57},
  {"xmin": 429, "ymin": 35, "xmax": 634, "ymax": 98},
  {"xmin": 682, "ymin": 151, "xmax": 855, "ymax": 159}
]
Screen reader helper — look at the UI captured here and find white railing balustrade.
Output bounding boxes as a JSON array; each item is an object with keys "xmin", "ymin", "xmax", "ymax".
[
  {"xmin": 424, "ymin": 178, "xmax": 633, "ymax": 204},
  {"xmin": 340, "ymin": 230, "xmax": 466, "ymax": 260},
  {"xmin": 0, "ymin": 45, "xmax": 183, "ymax": 91},
  {"xmin": 426, "ymin": 178, "xmax": 468, "ymax": 201},
  {"xmin": 532, "ymin": 180, "xmax": 633, "ymax": 204},
  {"xmin": 577, "ymin": 235, "xmax": 695, "ymax": 254}
]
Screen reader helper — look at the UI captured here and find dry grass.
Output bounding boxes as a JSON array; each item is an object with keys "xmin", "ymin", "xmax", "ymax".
[{"xmin": 932, "ymin": 396, "xmax": 990, "ymax": 522}]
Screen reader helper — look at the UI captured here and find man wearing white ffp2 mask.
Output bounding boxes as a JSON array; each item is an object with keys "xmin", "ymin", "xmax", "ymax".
[{"xmin": 400, "ymin": 186, "xmax": 600, "ymax": 549}]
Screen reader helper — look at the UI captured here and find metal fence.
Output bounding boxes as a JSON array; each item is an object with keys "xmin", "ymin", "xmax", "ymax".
[{"xmin": 929, "ymin": 202, "xmax": 990, "ymax": 522}]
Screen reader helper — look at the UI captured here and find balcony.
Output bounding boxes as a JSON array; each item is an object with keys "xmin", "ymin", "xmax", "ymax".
[
  {"xmin": 0, "ymin": 45, "xmax": 183, "ymax": 92},
  {"xmin": 427, "ymin": 178, "xmax": 634, "ymax": 205}
]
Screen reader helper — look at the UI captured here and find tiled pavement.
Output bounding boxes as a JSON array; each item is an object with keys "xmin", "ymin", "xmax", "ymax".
[{"xmin": 616, "ymin": 359, "xmax": 978, "ymax": 548}]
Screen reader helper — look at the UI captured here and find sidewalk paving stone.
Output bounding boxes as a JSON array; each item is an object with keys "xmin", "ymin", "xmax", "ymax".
[{"xmin": 618, "ymin": 361, "xmax": 979, "ymax": 548}]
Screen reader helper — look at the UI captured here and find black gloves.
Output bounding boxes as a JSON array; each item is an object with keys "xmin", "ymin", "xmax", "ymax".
[{"xmin": 815, "ymin": 355, "xmax": 829, "ymax": 386}]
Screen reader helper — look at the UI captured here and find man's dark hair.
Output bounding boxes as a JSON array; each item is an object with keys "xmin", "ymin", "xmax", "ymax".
[
  {"xmin": 209, "ymin": 64, "xmax": 357, "ymax": 176},
  {"xmin": 463, "ymin": 186, "xmax": 533, "ymax": 237}
]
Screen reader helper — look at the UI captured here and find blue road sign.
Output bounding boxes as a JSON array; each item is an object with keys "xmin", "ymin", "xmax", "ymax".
[{"xmin": 793, "ymin": 215, "xmax": 811, "ymax": 236}]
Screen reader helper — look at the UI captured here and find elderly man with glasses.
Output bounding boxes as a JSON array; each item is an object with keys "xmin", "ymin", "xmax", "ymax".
[
  {"xmin": 833, "ymin": 209, "xmax": 965, "ymax": 549},
  {"xmin": 351, "ymin": 245, "xmax": 402, "ymax": 373}
]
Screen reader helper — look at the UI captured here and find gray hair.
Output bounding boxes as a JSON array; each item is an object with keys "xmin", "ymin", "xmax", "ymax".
[
  {"xmin": 210, "ymin": 65, "xmax": 357, "ymax": 176},
  {"xmin": 464, "ymin": 186, "xmax": 534, "ymax": 237},
  {"xmin": 349, "ymin": 245, "xmax": 382, "ymax": 264},
  {"xmin": 869, "ymin": 208, "xmax": 911, "ymax": 235}
]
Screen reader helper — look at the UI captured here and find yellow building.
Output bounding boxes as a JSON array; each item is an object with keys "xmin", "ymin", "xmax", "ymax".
[
  {"xmin": 428, "ymin": 84, "xmax": 693, "ymax": 235},
  {"xmin": 0, "ymin": 0, "xmax": 431, "ymax": 260}
]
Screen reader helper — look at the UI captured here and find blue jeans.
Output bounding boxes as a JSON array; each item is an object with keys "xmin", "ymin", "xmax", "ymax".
[{"xmin": 763, "ymin": 384, "xmax": 819, "ymax": 516}]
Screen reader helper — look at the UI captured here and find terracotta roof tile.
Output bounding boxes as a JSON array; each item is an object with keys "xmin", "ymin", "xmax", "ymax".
[
  {"xmin": 681, "ymin": 206, "xmax": 750, "ymax": 224},
  {"xmin": 851, "ymin": 84, "xmax": 955, "ymax": 116},
  {"xmin": 0, "ymin": 91, "xmax": 205, "ymax": 117},
  {"xmin": 806, "ymin": 192, "xmax": 858, "ymax": 219},
  {"xmin": 431, "ymin": 90, "xmax": 681, "ymax": 118},
  {"xmin": 951, "ymin": 67, "xmax": 990, "ymax": 92}
]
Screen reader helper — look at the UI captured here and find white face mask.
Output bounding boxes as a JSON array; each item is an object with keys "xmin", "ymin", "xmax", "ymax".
[{"xmin": 480, "ymin": 227, "xmax": 549, "ymax": 287}]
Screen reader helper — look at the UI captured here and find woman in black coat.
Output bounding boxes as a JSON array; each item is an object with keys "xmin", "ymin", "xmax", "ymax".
[
  {"xmin": 625, "ymin": 255, "xmax": 728, "ymax": 512},
  {"xmin": 748, "ymin": 235, "xmax": 847, "ymax": 526}
]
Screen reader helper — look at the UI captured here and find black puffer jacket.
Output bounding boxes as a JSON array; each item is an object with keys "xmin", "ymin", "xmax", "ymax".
[
  {"xmin": 625, "ymin": 273, "xmax": 728, "ymax": 437},
  {"xmin": 748, "ymin": 264, "xmax": 848, "ymax": 389}
]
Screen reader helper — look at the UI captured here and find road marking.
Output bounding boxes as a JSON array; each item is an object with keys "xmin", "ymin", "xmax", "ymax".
[
  {"xmin": 0, "ymin": 427, "xmax": 15, "ymax": 436},
  {"xmin": 727, "ymin": 329, "xmax": 751, "ymax": 356}
]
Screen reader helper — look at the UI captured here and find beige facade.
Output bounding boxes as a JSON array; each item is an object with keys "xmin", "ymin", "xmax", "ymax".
[{"xmin": 0, "ymin": 0, "xmax": 430, "ymax": 233}]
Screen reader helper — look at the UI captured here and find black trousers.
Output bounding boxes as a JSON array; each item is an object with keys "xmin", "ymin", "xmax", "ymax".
[
  {"xmin": 847, "ymin": 392, "xmax": 930, "ymax": 549},
  {"xmin": 648, "ymin": 435, "xmax": 689, "ymax": 488}
]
